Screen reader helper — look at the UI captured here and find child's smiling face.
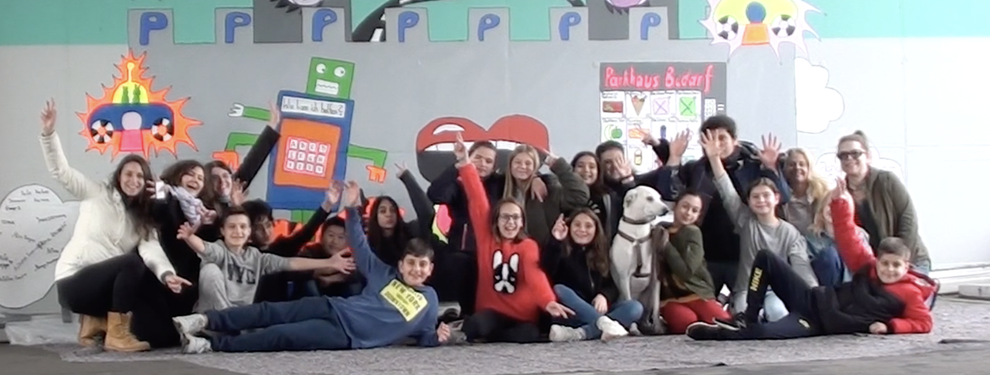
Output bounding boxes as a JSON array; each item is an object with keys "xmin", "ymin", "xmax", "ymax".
[{"xmin": 221, "ymin": 214, "xmax": 252, "ymax": 249}]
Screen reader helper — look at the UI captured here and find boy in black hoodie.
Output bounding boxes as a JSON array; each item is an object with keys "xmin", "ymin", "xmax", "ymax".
[{"xmin": 662, "ymin": 116, "xmax": 790, "ymax": 306}]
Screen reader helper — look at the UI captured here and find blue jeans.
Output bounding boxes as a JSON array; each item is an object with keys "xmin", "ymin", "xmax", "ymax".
[
  {"xmin": 913, "ymin": 259, "xmax": 932, "ymax": 275},
  {"xmin": 810, "ymin": 245, "xmax": 847, "ymax": 287},
  {"xmin": 552, "ymin": 284, "xmax": 643, "ymax": 339},
  {"xmin": 205, "ymin": 296, "xmax": 351, "ymax": 352}
]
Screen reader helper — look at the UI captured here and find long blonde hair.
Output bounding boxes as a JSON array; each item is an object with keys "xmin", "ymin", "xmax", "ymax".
[
  {"xmin": 784, "ymin": 148, "xmax": 829, "ymax": 201},
  {"xmin": 503, "ymin": 145, "xmax": 541, "ymax": 200}
]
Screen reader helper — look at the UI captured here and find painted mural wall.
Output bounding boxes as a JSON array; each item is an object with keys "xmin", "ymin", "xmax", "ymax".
[{"xmin": 1, "ymin": 0, "xmax": 987, "ymax": 313}]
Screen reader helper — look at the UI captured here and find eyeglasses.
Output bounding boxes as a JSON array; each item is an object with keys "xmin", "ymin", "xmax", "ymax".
[
  {"xmin": 498, "ymin": 214, "xmax": 522, "ymax": 223},
  {"xmin": 836, "ymin": 150, "xmax": 865, "ymax": 161}
]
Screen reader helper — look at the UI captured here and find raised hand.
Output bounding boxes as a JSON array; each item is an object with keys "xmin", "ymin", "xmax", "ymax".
[
  {"xmin": 759, "ymin": 133, "xmax": 782, "ymax": 168},
  {"xmin": 699, "ymin": 130, "xmax": 722, "ymax": 159},
  {"xmin": 550, "ymin": 214, "xmax": 568, "ymax": 241},
  {"xmin": 325, "ymin": 181, "xmax": 343, "ymax": 207},
  {"xmin": 545, "ymin": 301, "xmax": 575, "ymax": 319},
  {"xmin": 230, "ymin": 179, "xmax": 247, "ymax": 206},
  {"xmin": 268, "ymin": 101, "xmax": 281, "ymax": 127},
  {"xmin": 640, "ymin": 128, "xmax": 659, "ymax": 146},
  {"xmin": 543, "ymin": 148, "xmax": 559, "ymax": 167},
  {"xmin": 40, "ymin": 99, "xmax": 57, "ymax": 136},
  {"xmin": 670, "ymin": 130, "xmax": 691, "ymax": 158},
  {"xmin": 342, "ymin": 180, "xmax": 362, "ymax": 207},
  {"xmin": 453, "ymin": 132, "xmax": 468, "ymax": 162},
  {"xmin": 176, "ymin": 222, "xmax": 197, "ymax": 240},
  {"xmin": 145, "ymin": 179, "xmax": 159, "ymax": 198},
  {"xmin": 164, "ymin": 274, "xmax": 193, "ymax": 294},
  {"xmin": 394, "ymin": 162, "xmax": 408, "ymax": 177},
  {"xmin": 830, "ymin": 177, "xmax": 848, "ymax": 201},
  {"xmin": 199, "ymin": 207, "xmax": 218, "ymax": 225}
]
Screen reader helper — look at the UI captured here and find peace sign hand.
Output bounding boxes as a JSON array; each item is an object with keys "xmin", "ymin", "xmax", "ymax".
[
  {"xmin": 551, "ymin": 214, "xmax": 568, "ymax": 241},
  {"xmin": 453, "ymin": 132, "xmax": 468, "ymax": 162},
  {"xmin": 394, "ymin": 162, "xmax": 408, "ymax": 177}
]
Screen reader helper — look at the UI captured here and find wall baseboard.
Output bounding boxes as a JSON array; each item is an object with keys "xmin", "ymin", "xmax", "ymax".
[{"xmin": 932, "ymin": 265, "xmax": 990, "ymax": 294}]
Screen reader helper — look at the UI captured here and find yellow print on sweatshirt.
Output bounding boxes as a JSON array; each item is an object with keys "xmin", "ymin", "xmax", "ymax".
[{"xmin": 380, "ymin": 279, "xmax": 427, "ymax": 321}]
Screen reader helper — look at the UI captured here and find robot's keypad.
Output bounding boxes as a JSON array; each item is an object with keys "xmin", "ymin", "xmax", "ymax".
[{"xmin": 284, "ymin": 137, "xmax": 330, "ymax": 177}]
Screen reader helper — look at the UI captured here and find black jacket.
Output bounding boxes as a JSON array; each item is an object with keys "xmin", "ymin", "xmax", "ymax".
[
  {"xmin": 541, "ymin": 239, "xmax": 618, "ymax": 304},
  {"xmin": 811, "ymin": 269, "xmax": 906, "ymax": 334},
  {"xmin": 427, "ymin": 165, "xmax": 554, "ymax": 253}
]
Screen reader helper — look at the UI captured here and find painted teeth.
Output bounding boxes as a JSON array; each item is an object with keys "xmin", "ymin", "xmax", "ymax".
[{"xmin": 424, "ymin": 140, "xmax": 521, "ymax": 152}]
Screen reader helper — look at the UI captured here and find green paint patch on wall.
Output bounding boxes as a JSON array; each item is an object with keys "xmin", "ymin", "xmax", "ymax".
[
  {"xmin": 0, "ymin": 0, "xmax": 252, "ymax": 45},
  {"xmin": 407, "ymin": 0, "xmax": 573, "ymax": 41}
]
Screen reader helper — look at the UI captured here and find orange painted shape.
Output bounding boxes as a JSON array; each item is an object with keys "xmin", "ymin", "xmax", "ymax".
[
  {"xmin": 273, "ymin": 119, "xmax": 340, "ymax": 189},
  {"xmin": 742, "ymin": 23, "xmax": 770, "ymax": 45},
  {"xmin": 212, "ymin": 151, "xmax": 241, "ymax": 171},
  {"xmin": 366, "ymin": 166, "xmax": 387, "ymax": 183}
]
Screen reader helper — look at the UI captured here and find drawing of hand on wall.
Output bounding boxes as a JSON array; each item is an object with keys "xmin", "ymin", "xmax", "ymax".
[{"xmin": 0, "ymin": 185, "xmax": 80, "ymax": 309}]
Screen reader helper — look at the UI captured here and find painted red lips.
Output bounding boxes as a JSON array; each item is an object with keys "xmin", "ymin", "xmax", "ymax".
[{"xmin": 415, "ymin": 115, "xmax": 550, "ymax": 153}]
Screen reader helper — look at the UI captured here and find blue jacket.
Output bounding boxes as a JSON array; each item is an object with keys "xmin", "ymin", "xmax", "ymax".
[{"xmin": 328, "ymin": 207, "xmax": 440, "ymax": 349}]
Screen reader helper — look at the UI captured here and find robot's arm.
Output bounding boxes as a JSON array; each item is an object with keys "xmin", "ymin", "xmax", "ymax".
[
  {"xmin": 228, "ymin": 103, "xmax": 271, "ymax": 121},
  {"xmin": 346, "ymin": 145, "xmax": 389, "ymax": 183}
]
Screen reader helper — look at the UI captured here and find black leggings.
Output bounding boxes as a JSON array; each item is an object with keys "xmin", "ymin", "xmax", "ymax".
[
  {"xmin": 56, "ymin": 251, "xmax": 146, "ymax": 315},
  {"xmin": 463, "ymin": 309, "xmax": 541, "ymax": 343}
]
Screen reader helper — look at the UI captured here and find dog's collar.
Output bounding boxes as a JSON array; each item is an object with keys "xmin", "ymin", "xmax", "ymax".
[{"xmin": 621, "ymin": 216, "xmax": 655, "ymax": 225}]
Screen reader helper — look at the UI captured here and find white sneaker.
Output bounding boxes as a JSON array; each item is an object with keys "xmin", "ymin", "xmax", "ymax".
[
  {"xmin": 549, "ymin": 325, "xmax": 586, "ymax": 342},
  {"xmin": 182, "ymin": 335, "xmax": 213, "ymax": 354},
  {"xmin": 597, "ymin": 316, "xmax": 629, "ymax": 342},
  {"xmin": 173, "ymin": 314, "xmax": 208, "ymax": 336}
]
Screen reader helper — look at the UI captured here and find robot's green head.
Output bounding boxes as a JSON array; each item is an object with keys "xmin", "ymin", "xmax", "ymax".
[{"xmin": 306, "ymin": 58, "xmax": 355, "ymax": 99}]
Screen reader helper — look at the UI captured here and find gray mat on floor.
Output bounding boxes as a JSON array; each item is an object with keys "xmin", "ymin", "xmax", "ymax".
[{"xmin": 36, "ymin": 299, "xmax": 990, "ymax": 375}]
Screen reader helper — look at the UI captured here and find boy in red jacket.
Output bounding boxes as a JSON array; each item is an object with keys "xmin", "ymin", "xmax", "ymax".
[{"xmin": 687, "ymin": 178, "xmax": 935, "ymax": 340}]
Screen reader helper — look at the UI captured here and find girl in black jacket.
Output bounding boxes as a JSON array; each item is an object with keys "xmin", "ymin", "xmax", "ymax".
[{"xmin": 542, "ymin": 208, "xmax": 644, "ymax": 342}]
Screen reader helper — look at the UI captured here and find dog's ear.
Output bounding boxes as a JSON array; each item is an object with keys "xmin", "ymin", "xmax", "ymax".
[
  {"xmin": 493, "ymin": 250, "xmax": 503, "ymax": 269},
  {"xmin": 508, "ymin": 253, "xmax": 520, "ymax": 271},
  {"xmin": 624, "ymin": 190, "xmax": 639, "ymax": 208}
]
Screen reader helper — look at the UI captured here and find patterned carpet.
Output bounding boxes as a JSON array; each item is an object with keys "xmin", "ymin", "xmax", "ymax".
[{"xmin": 17, "ymin": 298, "xmax": 990, "ymax": 375}]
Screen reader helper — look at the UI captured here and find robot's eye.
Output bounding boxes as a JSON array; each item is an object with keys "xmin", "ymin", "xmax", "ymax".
[
  {"xmin": 334, "ymin": 66, "xmax": 347, "ymax": 78},
  {"xmin": 770, "ymin": 14, "xmax": 797, "ymax": 37},
  {"xmin": 316, "ymin": 63, "xmax": 327, "ymax": 74}
]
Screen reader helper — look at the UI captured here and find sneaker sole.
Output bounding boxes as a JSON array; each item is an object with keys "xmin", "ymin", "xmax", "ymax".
[
  {"xmin": 172, "ymin": 319, "xmax": 191, "ymax": 347},
  {"xmin": 713, "ymin": 320, "xmax": 741, "ymax": 331}
]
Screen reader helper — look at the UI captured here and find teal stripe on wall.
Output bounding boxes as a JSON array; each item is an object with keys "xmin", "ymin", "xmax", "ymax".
[
  {"xmin": 0, "ymin": 0, "xmax": 252, "ymax": 45},
  {"xmin": 2, "ymin": 0, "xmax": 989, "ymax": 45}
]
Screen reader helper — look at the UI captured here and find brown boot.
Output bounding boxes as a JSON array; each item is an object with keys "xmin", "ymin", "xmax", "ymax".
[
  {"xmin": 104, "ymin": 312, "xmax": 151, "ymax": 352},
  {"xmin": 77, "ymin": 314, "xmax": 107, "ymax": 347}
]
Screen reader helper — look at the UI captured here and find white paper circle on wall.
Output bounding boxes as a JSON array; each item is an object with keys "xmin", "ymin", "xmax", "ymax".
[{"xmin": 0, "ymin": 184, "xmax": 80, "ymax": 309}]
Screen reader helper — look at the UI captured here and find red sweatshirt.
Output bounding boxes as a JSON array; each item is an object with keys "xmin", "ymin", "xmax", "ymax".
[
  {"xmin": 458, "ymin": 163, "xmax": 556, "ymax": 323},
  {"xmin": 831, "ymin": 197, "xmax": 934, "ymax": 334}
]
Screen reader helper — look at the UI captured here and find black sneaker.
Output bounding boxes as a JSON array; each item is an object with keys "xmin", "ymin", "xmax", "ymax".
[
  {"xmin": 714, "ymin": 313, "xmax": 748, "ymax": 331},
  {"xmin": 685, "ymin": 322, "xmax": 723, "ymax": 340}
]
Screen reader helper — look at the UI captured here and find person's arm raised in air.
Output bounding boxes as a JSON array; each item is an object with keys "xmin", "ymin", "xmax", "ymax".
[
  {"xmin": 267, "ymin": 189, "xmax": 335, "ymax": 257},
  {"xmin": 37, "ymin": 99, "xmax": 104, "ymax": 200},
  {"xmin": 453, "ymin": 133, "xmax": 495, "ymax": 250},
  {"xmin": 395, "ymin": 162, "xmax": 436, "ymax": 239},
  {"xmin": 338, "ymin": 181, "xmax": 394, "ymax": 278},
  {"xmin": 703, "ymin": 130, "xmax": 752, "ymax": 230},
  {"xmin": 828, "ymin": 178, "xmax": 877, "ymax": 273},
  {"xmin": 234, "ymin": 102, "xmax": 282, "ymax": 188},
  {"xmin": 541, "ymin": 215, "xmax": 568, "ymax": 276},
  {"xmin": 426, "ymin": 163, "xmax": 463, "ymax": 205},
  {"xmin": 756, "ymin": 134, "xmax": 791, "ymax": 204},
  {"xmin": 544, "ymin": 152, "xmax": 590, "ymax": 212}
]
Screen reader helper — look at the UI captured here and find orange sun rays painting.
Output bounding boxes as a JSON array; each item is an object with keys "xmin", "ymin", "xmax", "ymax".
[{"xmin": 76, "ymin": 50, "xmax": 200, "ymax": 159}]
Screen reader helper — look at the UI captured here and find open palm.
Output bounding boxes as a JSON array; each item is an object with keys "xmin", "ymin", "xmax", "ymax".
[
  {"xmin": 40, "ymin": 99, "xmax": 57, "ymax": 136},
  {"xmin": 342, "ymin": 181, "xmax": 361, "ymax": 207}
]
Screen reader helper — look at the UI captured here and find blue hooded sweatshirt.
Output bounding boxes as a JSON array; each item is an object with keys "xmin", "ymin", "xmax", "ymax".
[{"xmin": 328, "ymin": 206, "xmax": 440, "ymax": 349}]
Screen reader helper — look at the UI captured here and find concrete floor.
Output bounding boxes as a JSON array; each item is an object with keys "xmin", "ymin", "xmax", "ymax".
[{"xmin": 3, "ymin": 343, "xmax": 989, "ymax": 375}]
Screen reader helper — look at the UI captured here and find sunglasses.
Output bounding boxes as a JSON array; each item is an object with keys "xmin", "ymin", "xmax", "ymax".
[{"xmin": 836, "ymin": 150, "xmax": 865, "ymax": 161}]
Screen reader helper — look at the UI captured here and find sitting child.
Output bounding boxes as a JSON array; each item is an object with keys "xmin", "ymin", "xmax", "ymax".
[
  {"xmin": 686, "ymin": 179, "xmax": 935, "ymax": 340},
  {"xmin": 171, "ymin": 181, "xmax": 450, "ymax": 353},
  {"xmin": 176, "ymin": 207, "xmax": 354, "ymax": 312}
]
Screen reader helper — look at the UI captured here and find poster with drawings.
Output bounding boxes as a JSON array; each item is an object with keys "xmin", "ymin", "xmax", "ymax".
[
  {"xmin": 599, "ymin": 62, "xmax": 728, "ymax": 174},
  {"xmin": 0, "ymin": 184, "xmax": 80, "ymax": 308}
]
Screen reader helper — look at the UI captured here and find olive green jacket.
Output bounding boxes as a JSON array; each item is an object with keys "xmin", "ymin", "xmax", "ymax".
[{"xmin": 861, "ymin": 168, "xmax": 930, "ymax": 265}]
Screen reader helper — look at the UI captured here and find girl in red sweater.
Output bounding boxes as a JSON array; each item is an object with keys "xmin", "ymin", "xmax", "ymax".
[{"xmin": 452, "ymin": 133, "xmax": 573, "ymax": 343}]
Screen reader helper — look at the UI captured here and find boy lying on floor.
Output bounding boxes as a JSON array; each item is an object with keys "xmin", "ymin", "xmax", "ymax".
[
  {"xmin": 172, "ymin": 181, "xmax": 450, "ymax": 353},
  {"xmin": 687, "ymin": 178, "xmax": 935, "ymax": 340}
]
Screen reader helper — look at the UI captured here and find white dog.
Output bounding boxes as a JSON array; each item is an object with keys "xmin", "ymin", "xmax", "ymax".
[{"xmin": 610, "ymin": 186, "xmax": 670, "ymax": 335}]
